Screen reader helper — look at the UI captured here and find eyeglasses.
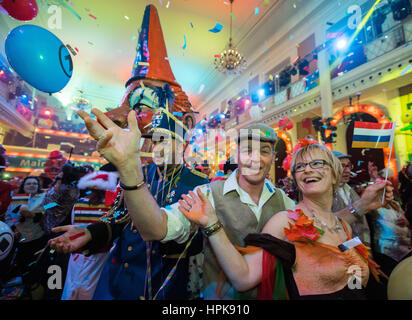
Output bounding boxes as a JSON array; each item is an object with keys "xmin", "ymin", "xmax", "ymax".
[{"xmin": 293, "ymin": 159, "xmax": 331, "ymax": 173}]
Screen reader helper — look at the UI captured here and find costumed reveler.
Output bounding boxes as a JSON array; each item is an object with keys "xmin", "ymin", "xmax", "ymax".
[
  {"xmin": 61, "ymin": 168, "xmax": 118, "ymax": 300},
  {"xmin": 49, "ymin": 5, "xmax": 208, "ymax": 300}
]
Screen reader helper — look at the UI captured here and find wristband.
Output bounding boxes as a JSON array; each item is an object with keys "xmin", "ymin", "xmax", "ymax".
[
  {"xmin": 120, "ymin": 180, "xmax": 145, "ymax": 190},
  {"xmin": 348, "ymin": 203, "xmax": 362, "ymax": 220},
  {"xmin": 202, "ymin": 220, "xmax": 223, "ymax": 237}
]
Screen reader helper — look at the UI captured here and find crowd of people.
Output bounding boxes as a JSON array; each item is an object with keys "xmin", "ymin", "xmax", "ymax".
[{"xmin": 0, "ymin": 110, "xmax": 411, "ymax": 300}]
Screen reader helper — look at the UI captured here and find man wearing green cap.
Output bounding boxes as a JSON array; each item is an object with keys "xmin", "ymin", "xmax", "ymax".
[{"xmin": 77, "ymin": 111, "xmax": 295, "ymax": 299}]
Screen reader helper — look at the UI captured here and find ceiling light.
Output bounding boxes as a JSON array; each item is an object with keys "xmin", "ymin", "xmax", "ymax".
[{"xmin": 214, "ymin": 0, "xmax": 247, "ymax": 75}]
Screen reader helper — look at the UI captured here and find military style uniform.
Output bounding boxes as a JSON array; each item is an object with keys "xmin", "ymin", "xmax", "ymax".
[{"xmin": 83, "ymin": 164, "xmax": 208, "ymax": 300}]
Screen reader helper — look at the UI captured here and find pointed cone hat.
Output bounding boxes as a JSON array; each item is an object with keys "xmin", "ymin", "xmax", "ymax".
[{"xmin": 126, "ymin": 5, "xmax": 181, "ymax": 89}]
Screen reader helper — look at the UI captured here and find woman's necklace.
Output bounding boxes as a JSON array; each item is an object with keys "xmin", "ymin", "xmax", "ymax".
[{"xmin": 302, "ymin": 202, "xmax": 343, "ymax": 233}]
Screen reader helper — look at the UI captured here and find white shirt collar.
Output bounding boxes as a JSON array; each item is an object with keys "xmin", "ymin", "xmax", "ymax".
[{"xmin": 223, "ymin": 169, "xmax": 276, "ymax": 197}]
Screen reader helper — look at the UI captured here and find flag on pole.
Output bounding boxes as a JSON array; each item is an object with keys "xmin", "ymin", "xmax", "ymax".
[{"xmin": 352, "ymin": 121, "xmax": 395, "ymax": 149}]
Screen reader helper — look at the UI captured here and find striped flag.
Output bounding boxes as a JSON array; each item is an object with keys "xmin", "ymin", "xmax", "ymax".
[{"xmin": 352, "ymin": 121, "xmax": 395, "ymax": 149}]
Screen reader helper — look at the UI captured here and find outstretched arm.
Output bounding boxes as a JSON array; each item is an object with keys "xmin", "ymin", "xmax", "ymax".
[
  {"xmin": 178, "ymin": 189, "xmax": 289, "ymax": 291},
  {"xmin": 78, "ymin": 108, "xmax": 168, "ymax": 241},
  {"xmin": 334, "ymin": 180, "xmax": 394, "ymax": 224}
]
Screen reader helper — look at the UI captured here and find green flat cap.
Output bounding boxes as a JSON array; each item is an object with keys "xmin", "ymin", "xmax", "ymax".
[{"xmin": 239, "ymin": 123, "xmax": 277, "ymax": 143}]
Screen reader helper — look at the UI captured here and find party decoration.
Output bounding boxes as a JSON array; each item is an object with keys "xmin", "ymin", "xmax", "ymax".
[
  {"xmin": 0, "ymin": 0, "xmax": 38, "ymax": 21},
  {"xmin": 104, "ymin": 5, "xmax": 195, "ymax": 134},
  {"xmin": 208, "ymin": 22, "xmax": 223, "ymax": 33},
  {"xmin": 388, "ymin": 256, "xmax": 412, "ymax": 300},
  {"xmin": 278, "ymin": 117, "xmax": 294, "ymax": 130},
  {"xmin": 5, "ymin": 25, "xmax": 73, "ymax": 93}
]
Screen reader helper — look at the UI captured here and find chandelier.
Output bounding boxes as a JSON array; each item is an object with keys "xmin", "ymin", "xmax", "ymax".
[{"xmin": 214, "ymin": 0, "xmax": 247, "ymax": 75}]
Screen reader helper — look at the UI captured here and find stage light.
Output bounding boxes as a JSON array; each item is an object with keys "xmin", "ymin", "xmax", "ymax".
[
  {"xmin": 336, "ymin": 37, "xmax": 348, "ymax": 50},
  {"xmin": 245, "ymin": 99, "xmax": 250, "ymax": 105},
  {"xmin": 258, "ymin": 89, "xmax": 265, "ymax": 97}
]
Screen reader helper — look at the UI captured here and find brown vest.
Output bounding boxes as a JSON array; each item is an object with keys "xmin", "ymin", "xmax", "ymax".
[{"xmin": 202, "ymin": 179, "xmax": 291, "ymax": 299}]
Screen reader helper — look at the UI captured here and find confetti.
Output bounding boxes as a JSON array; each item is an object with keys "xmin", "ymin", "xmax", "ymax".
[
  {"xmin": 131, "ymin": 36, "xmax": 136, "ymax": 41},
  {"xmin": 173, "ymin": 112, "xmax": 183, "ymax": 117},
  {"xmin": 208, "ymin": 22, "xmax": 223, "ymax": 33},
  {"xmin": 58, "ymin": 0, "xmax": 81, "ymax": 20},
  {"xmin": 125, "ymin": 15, "xmax": 129, "ymax": 20},
  {"xmin": 198, "ymin": 84, "xmax": 205, "ymax": 94},
  {"xmin": 231, "ymin": 12, "xmax": 235, "ymax": 20},
  {"xmin": 66, "ymin": 44, "xmax": 77, "ymax": 56},
  {"xmin": 269, "ymin": 75, "xmax": 274, "ymax": 80},
  {"xmin": 73, "ymin": 254, "xmax": 80, "ymax": 262},
  {"xmin": 400, "ymin": 64, "xmax": 412, "ymax": 76},
  {"xmin": 159, "ymin": 0, "xmax": 162, "ymax": 5},
  {"xmin": 44, "ymin": 203, "xmax": 58, "ymax": 210},
  {"xmin": 138, "ymin": 62, "xmax": 150, "ymax": 66},
  {"xmin": 190, "ymin": 22, "xmax": 194, "ymax": 28},
  {"xmin": 69, "ymin": 232, "xmax": 85, "ymax": 241},
  {"xmin": 214, "ymin": 54, "xmax": 222, "ymax": 58},
  {"xmin": 86, "ymin": 191, "xmax": 92, "ymax": 194},
  {"xmin": 255, "ymin": 7, "xmax": 259, "ymax": 15},
  {"xmin": 50, "ymin": 249, "xmax": 55, "ymax": 254},
  {"xmin": 166, "ymin": 1, "xmax": 170, "ymax": 8},
  {"xmin": 182, "ymin": 34, "xmax": 187, "ymax": 50},
  {"xmin": 89, "ymin": 14, "xmax": 97, "ymax": 19},
  {"xmin": 75, "ymin": 47, "xmax": 79, "ymax": 53}
]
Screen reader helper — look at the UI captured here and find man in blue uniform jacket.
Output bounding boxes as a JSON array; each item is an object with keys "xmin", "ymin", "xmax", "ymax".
[{"xmin": 49, "ymin": 107, "xmax": 208, "ymax": 300}]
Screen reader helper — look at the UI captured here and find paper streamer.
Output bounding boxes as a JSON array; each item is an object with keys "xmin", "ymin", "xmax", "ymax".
[
  {"xmin": 44, "ymin": 202, "xmax": 58, "ymax": 210},
  {"xmin": 400, "ymin": 64, "xmax": 412, "ymax": 76},
  {"xmin": 182, "ymin": 35, "xmax": 187, "ymax": 50},
  {"xmin": 58, "ymin": 0, "xmax": 82, "ymax": 20},
  {"xmin": 208, "ymin": 22, "xmax": 223, "ymax": 33}
]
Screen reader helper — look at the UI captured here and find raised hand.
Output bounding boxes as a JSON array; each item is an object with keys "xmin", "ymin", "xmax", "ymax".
[
  {"xmin": 360, "ymin": 180, "xmax": 394, "ymax": 212},
  {"xmin": 48, "ymin": 225, "xmax": 92, "ymax": 254},
  {"xmin": 20, "ymin": 205, "xmax": 34, "ymax": 218},
  {"xmin": 78, "ymin": 108, "xmax": 141, "ymax": 171},
  {"xmin": 178, "ymin": 189, "xmax": 217, "ymax": 228}
]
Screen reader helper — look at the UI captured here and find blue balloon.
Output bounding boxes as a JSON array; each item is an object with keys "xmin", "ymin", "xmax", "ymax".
[{"xmin": 5, "ymin": 24, "xmax": 73, "ymax": 93}]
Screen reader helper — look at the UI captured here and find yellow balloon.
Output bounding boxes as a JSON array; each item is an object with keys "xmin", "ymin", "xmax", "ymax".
[{"xmin": 387, "ymin": 256, "xmax": 412, "ymax": 300}]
